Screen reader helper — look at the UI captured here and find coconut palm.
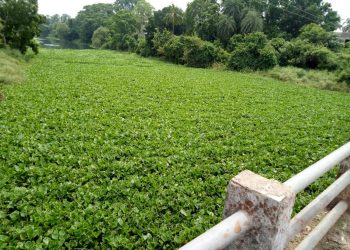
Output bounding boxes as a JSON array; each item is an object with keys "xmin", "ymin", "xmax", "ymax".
[
  {"xmin": 220, "ymin": 0, "xmax": 263, "ymax": 35},
  {"xmin": 164, "ymin": 4, "xmax": 183, "ymax": 34},
  {"xmin": 241, "ymin": 10, "xmax": 263, "ymax": 34},
  {"xmin": 217, "ymin": 14, "xmax": 236, "ymax": 43}
]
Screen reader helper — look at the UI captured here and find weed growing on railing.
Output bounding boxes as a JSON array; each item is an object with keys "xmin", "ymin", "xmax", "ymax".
[{"xmin": 1, "ymin": 49, "xmax": 350, "ymax": 249}]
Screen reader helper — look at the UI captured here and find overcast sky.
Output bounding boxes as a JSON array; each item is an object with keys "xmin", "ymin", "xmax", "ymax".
[{"xmin": 38, "ymin": 0, "xmax": 349, "ymax": 22}]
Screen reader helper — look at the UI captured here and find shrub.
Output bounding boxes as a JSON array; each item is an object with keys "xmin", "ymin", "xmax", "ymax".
[
  {"xmin": 152, "ymin": 30, "xmax": 174, "ymax": 56},
  {"xmin": 163, "ymin": 36, "xmax": 185, "ymax": 64},
  {"xmin": 109, "ymin": 34, "xmax": 138, "ymax": 52},
  {"xmin": 227, "ymin": 32, "xmax": 277, "ymax": 71},
  {"xmin": 299, "ymin": 23, "xmax": 343, "ymax": 51},
  {"xmin": 338, "ymin": 68, "xmax": 350, "ymax": 85},
  {"xmin": 280, "ymin": 39, "xmax": 338, "ymax": 70},
  {"xmin": 215, "ymin": 46, "xmax": 230, "ymax": 65},
  {"xmin": 182, "ymin": 36, "xmax": 219, "ymax": 68},
  {"xmin": 161, "ymin": 35, "xmax": 229, "ymax": 68},
  {"xmin": 263, "ymin": 66, "xmax": 349, "ymax": 92},
  {"xmin": 227, "ymin": 34, "xmax": 244, "ymax": 52}
]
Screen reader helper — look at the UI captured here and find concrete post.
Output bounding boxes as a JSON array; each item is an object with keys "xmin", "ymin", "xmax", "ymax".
[{"xmin": 223, "ymin": 170, "xmax": 296, "ymax": 250}]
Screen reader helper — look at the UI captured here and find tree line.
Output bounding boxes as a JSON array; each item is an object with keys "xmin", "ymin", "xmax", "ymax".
[
  {"xmin": 0, "ymin": 0, "xmax": 349, "ymax": 85},
  {"xmin": 42, "ymin": 0, "xmax": 342, "ymax": 50},
  {"xmin": 39, "ymin": 0, "xmax": 349, "ymax": 84}
]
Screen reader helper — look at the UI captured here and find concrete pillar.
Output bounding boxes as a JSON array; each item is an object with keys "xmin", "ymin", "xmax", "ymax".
[{"xmin": 223, "ymin": 170, "xmax": 296, "ymax": 250}]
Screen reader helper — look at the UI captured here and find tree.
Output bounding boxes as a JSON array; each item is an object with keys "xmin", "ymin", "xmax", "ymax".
[
  {"xmin": 241, "ymin": 10, "xmax": 263, "ymax": 34},
  {"xmin": 75, "ymin": 3, "xmax": 114, "ymax": 43},
  {"xmin": 343, "ymin": 18, "xmax": 350, "ymax": 33},
  {"xmin": 217, "ymin": 14, "xmax": 236, "ymax": 46},
  {"xmin": 108, "ymin": 10, "xmax": 139, "ymax": 51},
  {"xmin": 132, "ymin": 0, "xmax": 153, "ymax": 36},
  {"xmin": 185, "ymin": 0, "xmax": 220, "ymax": 41},
  {"xmin": 221, "ymin": 0, "xmax": 263, "ymax": 34},
  {"xmin": 0, "ymin": 0, "xmax": 44, "ymax": 54},
  {"xmin": 299, "ymin": 23, "xmax": 343, "ymax": 51},
  {"xmin": 54, "ymin": 22, "xmax": 70, "ymax": 39},
  {"xmin": 91, "ymin": 27, "xmax": 111, "ymax": 49},
  {"xmin": 218, "ymin": 0, "xmax": 263, "ymax": 45},
  {"xmin": 164, "ymin": 4, "xmax": 183, "ymax": 34},
  {"xmin": 114, "ymin": 0, "xmax": 138, "ymax": 11},
  {"xmin": 264, "ymin": 0, "xmax": 340, "ymax": 38}
]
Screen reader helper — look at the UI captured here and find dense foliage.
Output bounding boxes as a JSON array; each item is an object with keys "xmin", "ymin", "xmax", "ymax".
[
  {"xmin": 38, "ymin": 0, "xmax": 349, "ymax": 84},
  {"xmin": 227, "ymin": 32, "xmax": 277, "ymax": 70},
  {"xmin": 36, "ymin": 0, "xmax": 350, "ymax": 85},
  {"xmin": 0, "ymin": 0, "xmax": 44, "ymax": 54},
  {"xmin": 1, "ymin": 49, "xmax": 350, "ymax": 248}
]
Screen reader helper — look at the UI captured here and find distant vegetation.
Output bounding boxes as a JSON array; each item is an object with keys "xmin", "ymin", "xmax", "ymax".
[
  {"xmin": 1, "ymin": 49, "xmax": 350, "ymax": 249},
  {"xmin": 39, "ymin": 0, "xmax": 350, "ymax": 92}
]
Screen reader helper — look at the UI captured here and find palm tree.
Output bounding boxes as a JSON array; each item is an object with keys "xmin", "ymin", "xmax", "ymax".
[
  {"xmin": 164, "ymin": 4, "xmax": 183, "ymax": 34},
  {"xmin": 221, "ymin": 0, "xmax": 263, "ymax": 34},
  {"xmin": 217, "ymin": 14, "xmax": 236, "ymax": 43},
  {"xmin": 241, "ymin": 10, "xmax": 263, "ymax": 34}
]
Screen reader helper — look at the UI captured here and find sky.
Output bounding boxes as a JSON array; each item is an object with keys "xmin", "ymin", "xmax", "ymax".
[{"xmin": 38, "ymin": 0, "xmax": 349, "ymax": 22}]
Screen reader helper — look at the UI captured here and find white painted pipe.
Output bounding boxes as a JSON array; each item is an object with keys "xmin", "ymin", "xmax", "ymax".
[
  {"xmin": 295, "ymin": 200, "xmax": 348, "ymax": 250},
  {"xmin": 287, "ymin": 170, "xmax": 350, "ymax": 241},
  {"xmin": 179, "ymin": 210, "xmax": 251, "ymax": 250},
  {"xmin": 284, "ymin": 142, "xmax": 350, "ymax": 193}
]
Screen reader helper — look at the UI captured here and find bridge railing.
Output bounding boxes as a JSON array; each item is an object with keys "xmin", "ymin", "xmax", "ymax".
[{"xmin": 180, "ymin": 141, "xmax": 350, "ymax": 250}]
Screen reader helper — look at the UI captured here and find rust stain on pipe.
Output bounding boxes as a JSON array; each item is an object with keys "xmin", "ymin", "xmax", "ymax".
[{"xmin": 234, "ymin": 221, "xmax": 241, "ymax": 233}]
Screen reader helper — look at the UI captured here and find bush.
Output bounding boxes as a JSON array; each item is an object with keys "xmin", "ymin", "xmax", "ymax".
[
  {"xmin": 227, "ymin": 34, "xmax": 244, "ymax": 52},
  {"xmin": 263, "ymin": 66, "xmax": 349, "ymax": 92},
  {"xmin": 163, "ymin": 36, "xmax": 185, "ymax": 64},
  {"xmin": 270, "ymin": 38, "xmax": 286, "ymax": 51},
  {"xmin": 338, "ymin": 68, "xmax": 350, "ymax": 85},
  {"xmin": 110, "ymin": 34, "xmax": 138, "ymax": 52},
  {"xmin": 161, "ymin": 35, "xmax": 229, "ymax": 68},
  {"xmin": 279, "ymin": 39, "xmax": 338, "ymax": 70},
  {"xmin": 227, "ymin": 32, "xmax": 277, "ymax": 71},
  {"xmin": 152, "ymin": 30, "xmax": 174, "ymax": 56},
  {"xmin": 299, "ymin": 23, "xmax": 343, "ymax": 52},
  {"xmin": 182, "ymin": 36, "xmax": 221, "ymax": 68}
]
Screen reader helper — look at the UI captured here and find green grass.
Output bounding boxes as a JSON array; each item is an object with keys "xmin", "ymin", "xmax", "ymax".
[
  {"xmin": 261, "ymin": 66, "xmax": 350, "ymax": 92},
  {"xmin": 1, "ymin": 49, "xmax": 350, "ymax": 249},
  {"xmin": 0, "ymin": 49, "xmax": 25, "ymax": 85}
]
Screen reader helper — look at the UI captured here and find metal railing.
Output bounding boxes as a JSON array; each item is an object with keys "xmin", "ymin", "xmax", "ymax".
[
  {"xmin": 180, "ymin": 210, "xmax": 251, "ymax": 250},
  {"xmin": 180, "ymin": 141, "xmax": 350, "ymax": 250}
]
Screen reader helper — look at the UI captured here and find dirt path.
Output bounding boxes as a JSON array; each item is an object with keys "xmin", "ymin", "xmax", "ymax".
[
  {"xmin": 315, "ymin": 210, "xmax": 350, "ymax": 250},
  {"xmin": 286, "ymin": 210, "xmax": 350, "ymax": 250}
]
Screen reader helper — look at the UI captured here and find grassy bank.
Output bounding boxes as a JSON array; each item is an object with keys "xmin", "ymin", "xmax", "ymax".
[
  {"xmin": 1, "ymin": 49, "xmax": 350, "ymax": 249},
  {"xmin": 0, "ymin": 49, "xmax": 26, "ymax": 100},
  {"xmin": 261, "ymin": 66, "xmax": 350, "ymax": 93}
]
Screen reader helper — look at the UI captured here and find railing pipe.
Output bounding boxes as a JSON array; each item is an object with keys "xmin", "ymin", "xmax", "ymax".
[
  {"xmin": 180, "ymin": 210, "xmax": 251, "ymax": 250},
  {"xmin": 295, "ymin": 201, "xmax": 348, "ymax": 250},
  {"xmin": 287, "ymin": 170, "xmax": 350, "ymax": 241},
  {"xmin": 284, "ymin": 142, "xmax": 350, "ymax": 193}
]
